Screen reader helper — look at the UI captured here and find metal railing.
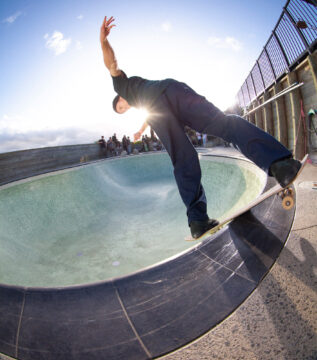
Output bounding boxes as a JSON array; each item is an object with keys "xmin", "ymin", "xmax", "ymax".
[{"xmin": 237, "ymin": 0, "xmax": 317, "ymax": 109}]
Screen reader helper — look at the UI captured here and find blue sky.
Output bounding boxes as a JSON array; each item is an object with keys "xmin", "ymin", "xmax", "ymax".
[{"xmin": 0, "ymin": 0, "xmax": 286, "ymax": 153}]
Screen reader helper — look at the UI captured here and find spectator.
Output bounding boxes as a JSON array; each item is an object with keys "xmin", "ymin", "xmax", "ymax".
[
  {"xmin": 107, "ymin": 137, "xmax": 115, "ymax": 156},
  {"xmin": 112, "ymin": 133, "xmax": 118, "ymax": 146},
  {"xmin": 127, "ymin": 136, "xmax": 132, "ymax": 154},
  {"xmin": 145, "ymin": 135, "xmax": 151, "ymax": 150},
  {"xmin": 142, "ymin": 135, "xmax": 148, "ymax": 152},
  {"xmin": 196, "ymin": 132, "xmax": 203, "ymax": 146},
  {"xmin": 202, "ymin": 134, "xmax": 207, "ymax": 147},
  {"xmin": 122, "ymin": 135, "xmax": 128, "ymax": 152},
  {"xmin": 98, "ymin": 136, "xmax": 107, "ymax": 156},
  {"xmin": 115, "ymin": 141, "xmax": 121, "ymax": 156},
  {"xmin": 150, "ymin": 127, "xmax": 156, "ymax": 141}
]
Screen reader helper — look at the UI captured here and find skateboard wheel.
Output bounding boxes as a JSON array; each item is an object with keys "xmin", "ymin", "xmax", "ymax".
[{"xmin": 282, "ymin": 196, "xmax": 294, "ymax": 210}]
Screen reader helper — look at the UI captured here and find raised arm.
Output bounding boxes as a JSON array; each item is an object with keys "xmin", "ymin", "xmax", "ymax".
[{"xmin": 100, "ymin": 16, "xmax": 121, "ymax": 77}]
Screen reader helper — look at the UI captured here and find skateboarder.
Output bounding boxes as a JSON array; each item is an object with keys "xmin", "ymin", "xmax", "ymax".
[{"xmin": 100, "ymin": 16, "xmax": 302, "ymax": 239}]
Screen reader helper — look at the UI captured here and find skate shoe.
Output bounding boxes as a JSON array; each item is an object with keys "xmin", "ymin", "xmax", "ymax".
[
  {"xmin": 190, "ymin": 218, "xmax": 219, "ymax": 239},
  {"xmin": 269, "ymin": 157, "xmax": 301, "ymax": 188}
]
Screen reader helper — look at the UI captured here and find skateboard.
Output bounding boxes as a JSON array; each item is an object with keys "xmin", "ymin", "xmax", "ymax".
[{"xmin": 186, "ymin": 154, "xmax": 308, "ymax": 242}]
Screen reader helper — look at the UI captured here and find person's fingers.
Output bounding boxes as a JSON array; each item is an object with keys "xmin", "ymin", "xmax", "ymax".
[{"xmin": 105, "ymin": 16, "xmax": 115, "ymax": 27}]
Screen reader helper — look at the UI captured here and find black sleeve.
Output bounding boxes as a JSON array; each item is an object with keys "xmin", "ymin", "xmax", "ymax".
[{"xmin": 112, "ymin": 71, "xmax": 129, "ymax": 97}]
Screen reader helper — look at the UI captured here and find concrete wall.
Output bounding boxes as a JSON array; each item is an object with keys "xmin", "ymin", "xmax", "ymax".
[
  {"xmin": 244, "ymin": 50, "xmax": 317, "ymax": 160},
  {"xmin": 0, "ymin": 143, "xmax": 106, "ymax": 186}
]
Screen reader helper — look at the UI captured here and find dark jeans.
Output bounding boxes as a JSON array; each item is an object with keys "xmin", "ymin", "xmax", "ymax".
[{"xmin": 147, "ymin": 81, "xmax": 291, "ymax": 225}]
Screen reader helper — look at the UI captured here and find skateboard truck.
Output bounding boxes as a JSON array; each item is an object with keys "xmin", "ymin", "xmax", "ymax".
[{"xmin": 279, "ymin": 187, "xmax": 294, "ymax": 210}]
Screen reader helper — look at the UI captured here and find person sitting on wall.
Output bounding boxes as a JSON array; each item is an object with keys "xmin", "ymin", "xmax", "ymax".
[{"xmin": 100, "ymin": 16, "xmax": 302, "ymax": 239}]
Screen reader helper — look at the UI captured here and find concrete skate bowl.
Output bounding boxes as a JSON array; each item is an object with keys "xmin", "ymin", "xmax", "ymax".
[{"xmin": 0, "ymin": 152, "xmax": 296, "ymax": 360}]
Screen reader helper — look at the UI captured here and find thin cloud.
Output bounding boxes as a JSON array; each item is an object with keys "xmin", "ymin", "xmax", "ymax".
[
  {"xmin": 161, "ymin": 21, "xmax": 172, "ymax": 32},
  {"xmin": 77, "ymin": 14, "xmax": 84, "ymax": 20},
  {"xmin": 44, "ymin": 31, "xmax": 71, "ymax": 56},
  {"xmin": 3, "ymin": 11, "xmax": 22, "ymax": 24},
  {"xmin": 1, "ymin": 114, "xmax": 25, "ymax": 133},
  {"xmin": 0, "ymin": 114, "xmax": 101, "ymax": 153},
  {"xmin": 76, "ymin": 40, "xmax": 83, "ymax": 50},
  {"xmin": 0, "ymin": 127, "xmax": 100, "ymax": 154},
  {"xmin": 207, "ymin": 36, "xmax": 242, "ymax": 52}
]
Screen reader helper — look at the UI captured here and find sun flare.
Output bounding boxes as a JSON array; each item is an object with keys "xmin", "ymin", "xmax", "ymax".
[
  {"xmin": 130, "ymin": 108, "xmax": 149, "ymax": 122},
  {"xmin": 124, "ymin": 107, "xmax": 149, "ymax": 129}
]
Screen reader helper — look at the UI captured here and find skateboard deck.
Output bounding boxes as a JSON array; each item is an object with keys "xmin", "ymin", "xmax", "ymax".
[{"xmin": 185, "ymin": 154, "xmax": 308, "ymax": 242}]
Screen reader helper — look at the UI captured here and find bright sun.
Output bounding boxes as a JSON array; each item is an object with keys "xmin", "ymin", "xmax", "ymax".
[
  {"xmin": 125, "ymin": 107, "xmax": 149, "ymax": 128},
  {"xmin": 129, "ymin": 108, "xmax": 149, "ymax": 123}
]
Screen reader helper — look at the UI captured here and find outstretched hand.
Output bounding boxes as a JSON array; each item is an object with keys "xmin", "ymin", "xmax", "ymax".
[
  {"xmin": 134, "ymin": 131, "xmax": 142, "ymax": 142},
  {"xmin": 100, "ymin": 16, "xmax": 116, "ymax": 45}
]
